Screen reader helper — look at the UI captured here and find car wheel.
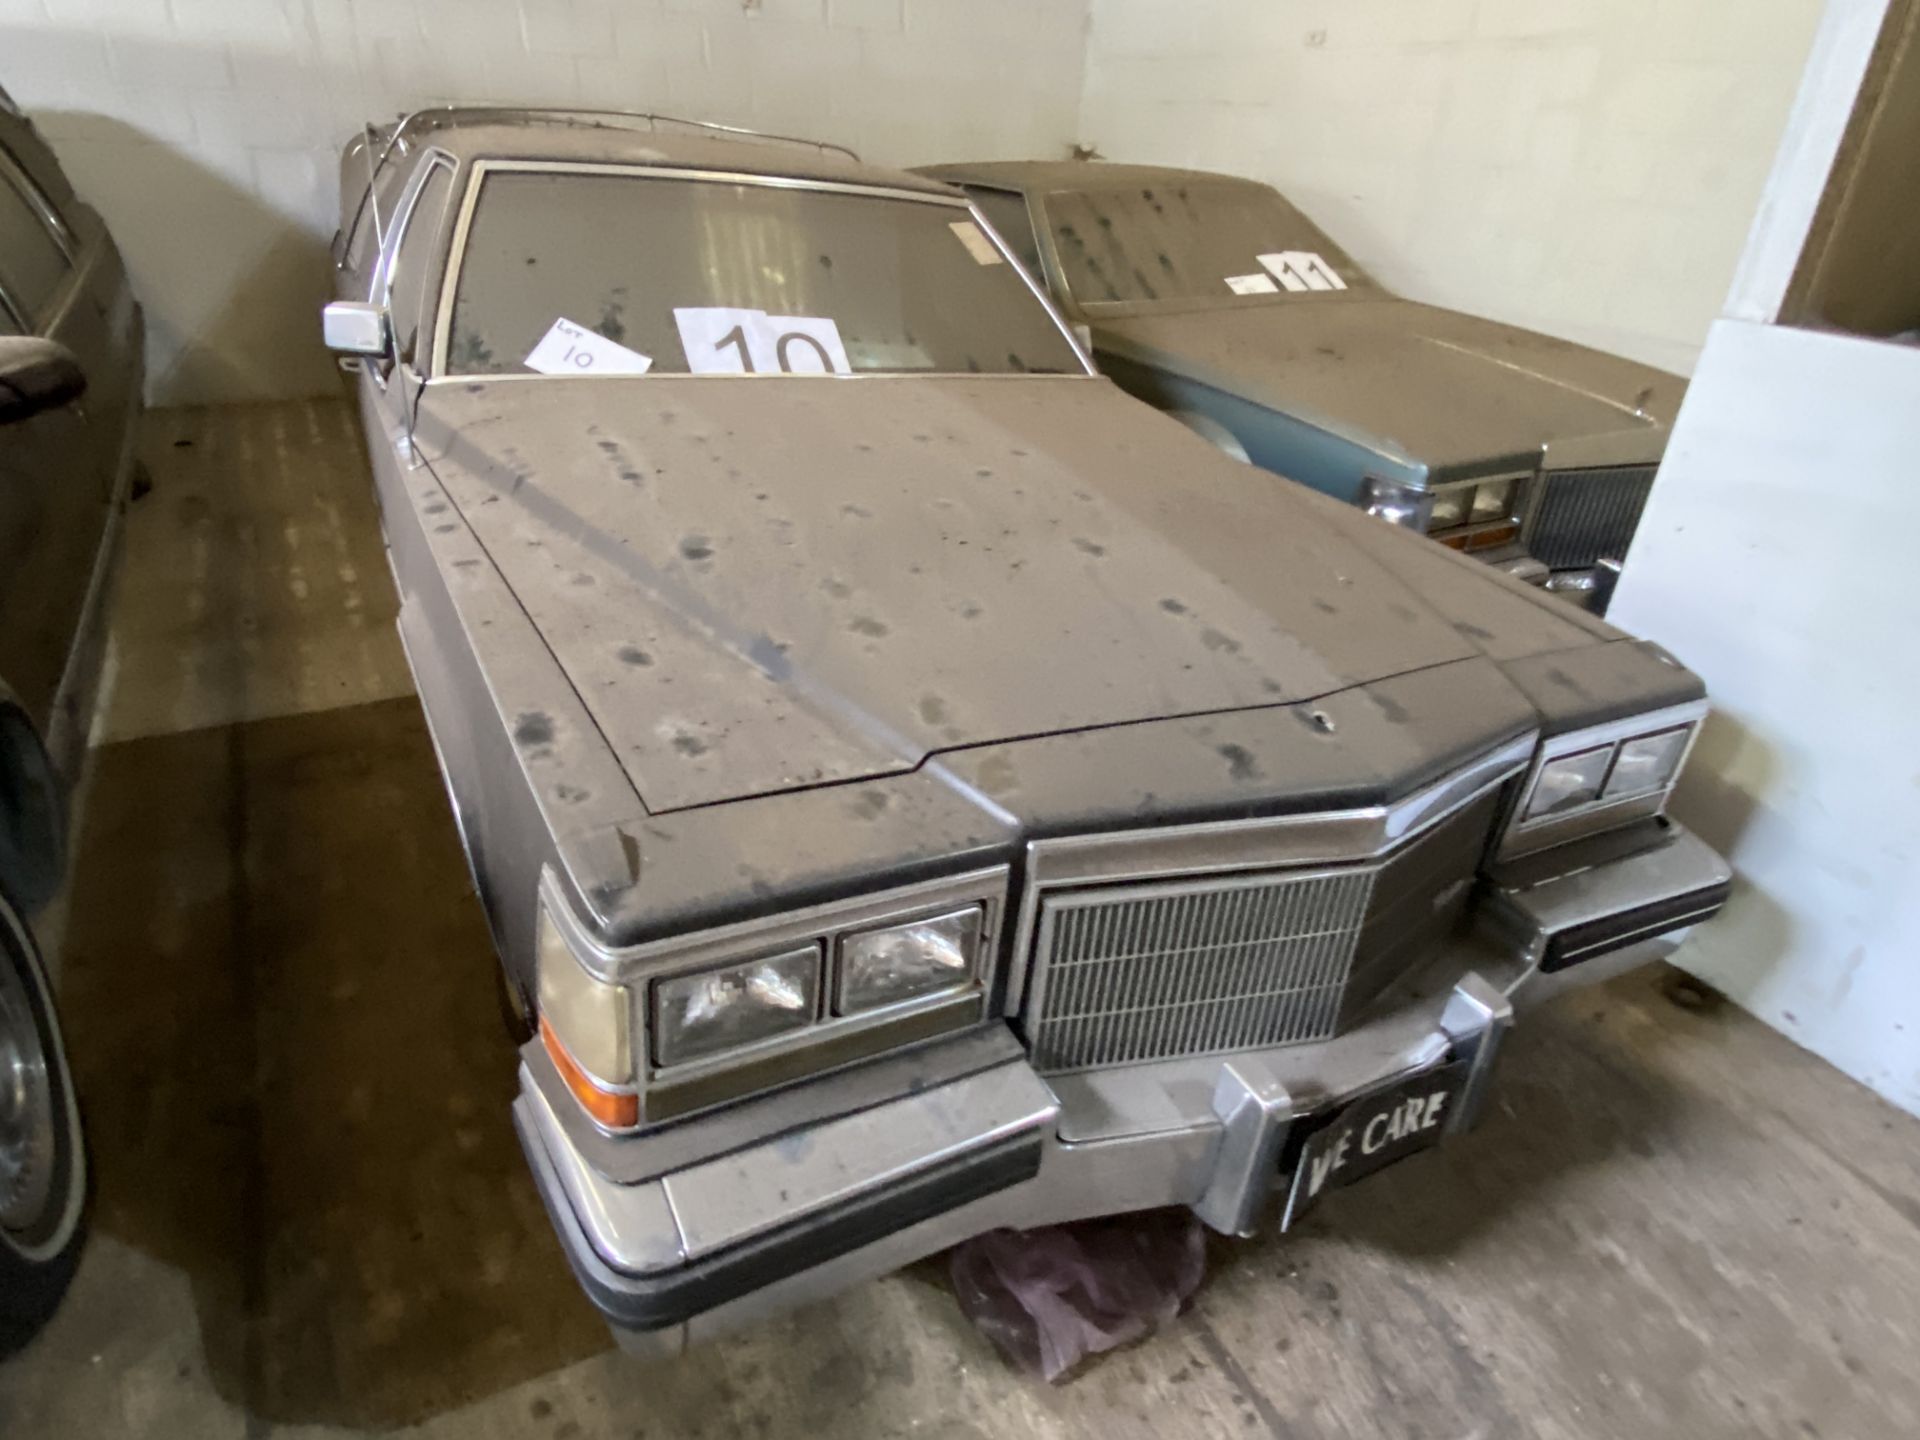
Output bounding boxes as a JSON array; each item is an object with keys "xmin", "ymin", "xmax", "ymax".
[{"xmin": 0, "ymin": 886, "xmax": 89, "ymax": 1359}]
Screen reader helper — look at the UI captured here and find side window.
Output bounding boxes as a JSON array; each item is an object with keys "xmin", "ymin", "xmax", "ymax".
[
  {"xmin": 966, "ymin": 187, "xmax": 1044, "ymax": 277},
  {"xmin": 0, "ymin": 161, "xmax": 71, "ymax": 324},
  {"xmin": 385, "ymin": 161, "xmax": 454, "ymax": 369}
]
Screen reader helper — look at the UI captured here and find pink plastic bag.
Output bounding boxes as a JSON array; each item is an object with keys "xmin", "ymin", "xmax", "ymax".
[{"xmin": 949, "ymin": 1209, "xmax": 1208, "ymax": 1381}]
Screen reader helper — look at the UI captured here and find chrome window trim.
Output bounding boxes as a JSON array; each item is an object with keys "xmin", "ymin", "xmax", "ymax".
[
  {"xmin": 0, "ymin": 146, "xmax": 77, "ymax": 328},
  {"xmin": 1495, "ymin": 699, "xmax": 1707, "ymax": 859},
  {"xmin": 1003, "ymin": 732, "xmax": 1537, "ymax": 1015},
  {"xmin": 372, "ymin": 147, "xmax": 456, "ymax": 309},
  {"xmin": 429, "ymin": 159, "xmax": 1097, "ymax": 381},
  {"xmin": 0, "ymin": 276, "xmax": 26, "ymax": 332},
  {"xmin": 0, "ymin": 144, "xmax": 76, "ymax": 257}
]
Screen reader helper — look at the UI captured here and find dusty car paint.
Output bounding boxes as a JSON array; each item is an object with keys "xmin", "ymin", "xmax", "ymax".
[
  {"xmin": 330, "ymin": 111, "xmax": 1729, "ymax": 1353},
  {"xmin": 918, "ymin": 161, "xmax": 1686, "ymax": 597},
  {"xmin": 0, "ymin": 81, "xmax": 145, "ymax": 1351}
]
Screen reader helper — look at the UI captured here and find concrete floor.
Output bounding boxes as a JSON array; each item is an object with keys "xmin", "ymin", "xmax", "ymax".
[{"xmin": 4, "ymin": 397, "xmax": 1919, "ymax": 1439}]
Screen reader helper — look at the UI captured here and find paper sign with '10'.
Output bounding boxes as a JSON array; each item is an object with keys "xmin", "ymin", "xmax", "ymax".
[
  {"xmin": 673, "ymin": 307, "xmax": 854, "ymax": 375},
  {"xmin": 524, "ymin": 317, "xmax": 654, "ymax": 376}
]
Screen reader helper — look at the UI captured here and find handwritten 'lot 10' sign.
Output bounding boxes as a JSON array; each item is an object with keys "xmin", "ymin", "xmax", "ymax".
[{"xmin": 673, "ymin": 307, "xmax": 854, "ymax": 375}]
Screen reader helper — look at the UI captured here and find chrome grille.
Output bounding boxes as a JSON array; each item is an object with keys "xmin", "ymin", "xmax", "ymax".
[
  {"xmin": 1529, "ymin": 464, "xmax": 1657, "ymax": 570},
  {"xmin": 1024, "ymin": 867, "xmax": 1377, "ymax": 1073}
]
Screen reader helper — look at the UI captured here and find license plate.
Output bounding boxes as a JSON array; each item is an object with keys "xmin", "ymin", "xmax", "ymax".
[{"xmin": 1282, "ymin": 1058, "xmax": 1473, "ymax": 1228}]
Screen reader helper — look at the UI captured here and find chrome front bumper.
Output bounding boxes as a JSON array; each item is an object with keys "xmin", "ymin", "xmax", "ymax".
[
  {"xmin": 515, "ymin": 823, "xmax": 1730, "ymax": 1356},
  {"xmin": 518, "ymin": 946, "xmax": 1640, "ymax": 1356}
]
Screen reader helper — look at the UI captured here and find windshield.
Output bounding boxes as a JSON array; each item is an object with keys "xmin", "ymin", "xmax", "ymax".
[
  {"xmin": 443, "ymin": 170, "xmax": 1084, "ymax": 377},
  {"xmin": 1045, "ymin": 180, "xmax": 1372, "ymax": 310}
]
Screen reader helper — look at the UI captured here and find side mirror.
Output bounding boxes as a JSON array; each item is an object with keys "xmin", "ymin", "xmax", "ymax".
[
  {"xmin": 323, "ymin": 300, "xmax": 391, "ymax": 357},
  {"xmin": 0, "ymin": 337, "xmax": 86, "ymax": 425}
]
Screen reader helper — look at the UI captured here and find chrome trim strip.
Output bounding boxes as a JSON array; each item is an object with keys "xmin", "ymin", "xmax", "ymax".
[
  {"xmin": 388, "ymin": 105, "xmax": 861, "ymax": 165},
  {"xmin": 429, "ymin": 159, "xmax": 1095, "ymax": 381},
  {"xmin": 373, "ymin": 147, "xmax": 455, "ymax": 310},
  {"xmin": 964, "ymin": 198, "xmax": 1097, "ymax": 375},
  {"xmin": 1554, "ymin": 905, "xmax": 1723, "ymax": 965},
  {"xmin": 1004, "ymin": 732, "xmax": 1536, "ymax": 1015},
  {"xmin": 1497, "ymin": 700, "xmax": 1706, "ymax": 859},
  {"xmin": 0, "ymin": 145, "xmax": 76, "ymax": 257}
]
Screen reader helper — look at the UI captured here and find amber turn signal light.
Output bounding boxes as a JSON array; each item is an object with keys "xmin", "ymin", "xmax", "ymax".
[
  {"xmin": 1438, "ymin": 522, "xmax": 1521, "ymax": 553},
  {"xmin": 541, "ymin": 1015, "xmax": 640, "ymax": 1129}
]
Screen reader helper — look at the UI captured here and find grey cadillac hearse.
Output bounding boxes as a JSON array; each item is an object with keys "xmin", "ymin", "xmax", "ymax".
[
  {"xmin": 921, "ymin": 161, "xmax": 1688, "ymax": 612},
  {"xmin": 325, "ymin": 109, "xmax": 1730, "ymax": 1354}
]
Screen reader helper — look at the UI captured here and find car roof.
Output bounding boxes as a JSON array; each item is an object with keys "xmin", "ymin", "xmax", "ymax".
[
  {"xmin": 359, "ymin": 109, "xmax": 958, "ymax": 197},
  {"xmin": 917, "ymin": 160, "xmax": 1269, "ymax": 196}
]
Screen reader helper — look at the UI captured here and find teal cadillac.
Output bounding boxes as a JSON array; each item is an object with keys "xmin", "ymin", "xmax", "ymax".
[{"xmin": 920, "ymin": 161, "xmax": 1686, "ymax": 614}]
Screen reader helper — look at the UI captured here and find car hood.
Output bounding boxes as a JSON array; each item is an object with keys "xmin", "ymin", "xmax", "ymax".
[
  {"xmin": 412, "ymin": 376, "xmax": 1602, "ymax": 813},
  {"xmin": 1096, "ymin": 298, "xmax": 1686, "ymax": 472}
]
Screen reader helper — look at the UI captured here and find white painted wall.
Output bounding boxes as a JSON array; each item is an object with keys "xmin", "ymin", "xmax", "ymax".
[
  {"xmin": 1611, "ymin": 0, "xmax": 1919, "ymax": 1116},
  {"xmin": 1077, "ymin": 0, "xmax": 1825, "ymax": 376},
  {"xmin": 0, "ymin": 0, "xmax": 1090, "ymax": 403},
  {"xmin": 1610, "ymin": 321, "xmax": 1920, "ymax": 1115}
]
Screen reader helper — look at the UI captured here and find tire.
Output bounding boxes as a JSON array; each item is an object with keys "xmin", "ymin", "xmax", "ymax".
[{"xmin": 0, "ymin": 887, "xmax": 89, "ymax": 1360}]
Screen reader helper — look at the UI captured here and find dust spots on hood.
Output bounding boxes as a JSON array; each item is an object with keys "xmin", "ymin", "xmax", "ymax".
[
  {"xmin": 679, "ymin": 534, "xmax": 714, "ymax": 562},
  {"xmin": 1217, "ymin": 743, "xmax": 1262, "ymax": 782},
  {"xmin": 1545, "ymin": 666, "xmax": 1591, "ymax": 699},
  {"xmin": 513, "ymin": 711, "xmax": 555, "ymax": 748}
]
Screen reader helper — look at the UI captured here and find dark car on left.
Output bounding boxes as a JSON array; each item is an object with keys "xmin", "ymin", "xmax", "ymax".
[{"xmin": 0, "ymin": 82, "xmax": 145, "ymax": 1354}]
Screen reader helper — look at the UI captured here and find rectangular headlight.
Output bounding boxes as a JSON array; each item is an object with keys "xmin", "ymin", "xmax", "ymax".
[
  {"xmin": 835, "ymin": 907, "xmax": 982, "ymax": 1015},
  {"xmin": 1360, "ymin": 475, "xmax": 1433, "ymax": 530},
  {"xmin": 1524, "ymin": 746, "xmax": 1614, "ymax": 819},
  {"xmin": 653, "ymin": 946, "xmax": 820, "ymax": 1067},
  {"xmin": 1502, "ymin": 702, "xmax": 1707, "ymax": 858},
  {"xmin": 1427, "ymin": 488, "xmax": 1469, "ymax": 530},
  {"xmin": 1472, "ymin": 479, "xmax": 1512, "ymax": 522},
  {"xmin": 1603, "ymin": 727, "xmax": 1690, "ymax": 799}
]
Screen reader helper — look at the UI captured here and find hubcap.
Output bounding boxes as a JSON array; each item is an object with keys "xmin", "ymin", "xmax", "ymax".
[{"xmin": 0, "ymin": 957, "xmax": 55, "ymax": 1234}]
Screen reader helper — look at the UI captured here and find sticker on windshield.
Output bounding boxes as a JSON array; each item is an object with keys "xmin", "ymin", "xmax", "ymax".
[
  {"xmin": 1258, "ymin": 251, "xmax": 1347, "ymax": 292},
  {"xmin": 949, "ymin": 219, "xmax": 1005, "ymax": 266},
  {"xmin": 674, "ymin": 307, "xmax": 853, "ymax": 375},
  {"xmin": 1225, "ymin": 272, "xmax": 1279, "ymax": 296},
  {"xmin": 524, "ymin": 317, "xmax": 653, "ymax": 375}
]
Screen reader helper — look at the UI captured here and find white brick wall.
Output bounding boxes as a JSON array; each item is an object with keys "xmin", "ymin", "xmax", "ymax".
[
  {"xmin": 1078, "ymin": 0, "xmax": 1826, "ymax": 375},
  {"xmin": 0, "ymin": 0, "xmax": 1090, "ymax": 402},
  {"xmin": 0, "ymin": 0, "xmax": 1826, "ymax": 399}
]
